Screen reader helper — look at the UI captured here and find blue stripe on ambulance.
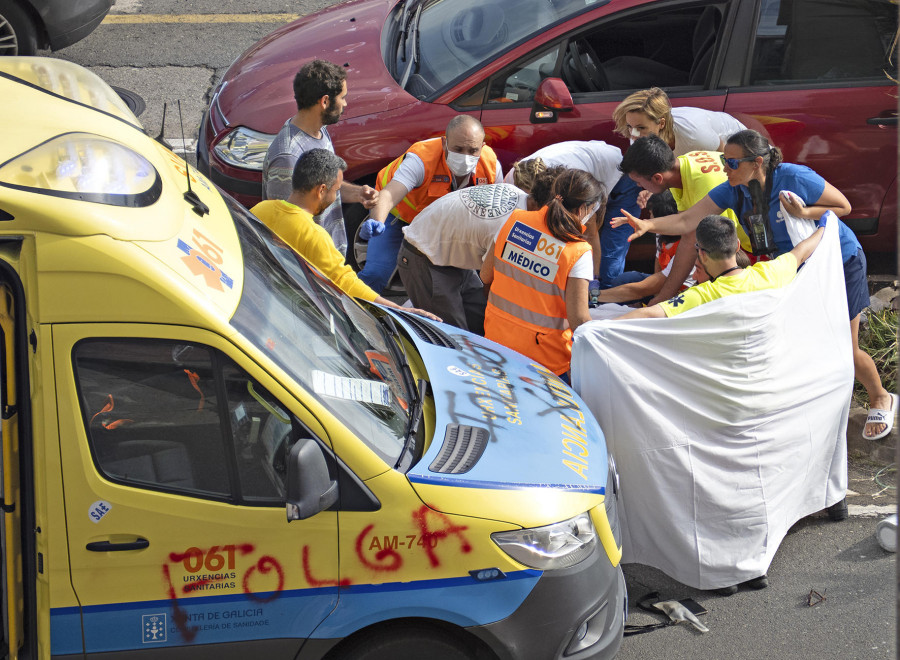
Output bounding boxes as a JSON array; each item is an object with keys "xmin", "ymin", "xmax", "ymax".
[{"xmin": 50, "ymin": 569, "xmax": 541, "ymax": 653}]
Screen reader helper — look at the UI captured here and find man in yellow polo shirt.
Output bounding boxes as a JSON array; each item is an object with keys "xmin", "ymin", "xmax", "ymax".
[
  {"xmin": 618, "ymin": 135, "xmax": 750, "ymax": 305},
  {"xmin": 251, "ymin": 149, "xmax": 439, "ymax": 320},
  {"xmin": 616, "ymin": 213, "xmax": 826, "ymax": 320}
]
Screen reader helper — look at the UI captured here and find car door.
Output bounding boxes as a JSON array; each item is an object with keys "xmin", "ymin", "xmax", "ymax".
[
  {"xmin": 466, "ymin": 0, "xmax": 738, "ymax": 167},
  {"xmin": 52, "ymin": 325, "xmax": 339, "ymax": 658},
  {"xmin": 721, "ymin": 0, "xmax": 898, "ymax": 260}
]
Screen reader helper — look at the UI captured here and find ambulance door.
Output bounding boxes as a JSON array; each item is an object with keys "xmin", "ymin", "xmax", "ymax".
[
  {"xmin": 52, "ymin": 325, "xmax": 339, "ymax": 658},
  {"xmin": 0, "ymin": 284, "xmax": 24, "ymax": 658}
]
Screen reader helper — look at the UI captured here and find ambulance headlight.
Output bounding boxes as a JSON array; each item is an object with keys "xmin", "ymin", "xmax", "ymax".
[
  {"xmin": 0, "ymin": 133, "xmax": 161, "ymax": 207},
  {"xmin": 492, "ymin": 512, "xmax": 596, "ymax": 570},
  {"xmin": 213, "ymin": 126, "xmax": 274, "ymax": 170}
]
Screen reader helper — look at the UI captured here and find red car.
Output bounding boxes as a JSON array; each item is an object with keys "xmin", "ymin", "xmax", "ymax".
[{"xmin": 198, "ymin": 0, "xmax": 898, "ymax": 267}]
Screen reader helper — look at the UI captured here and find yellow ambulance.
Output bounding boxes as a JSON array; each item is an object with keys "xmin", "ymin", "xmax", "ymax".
[{"xmin": 0, "ymin": 58, "xmax": 625, "ymax": 660}]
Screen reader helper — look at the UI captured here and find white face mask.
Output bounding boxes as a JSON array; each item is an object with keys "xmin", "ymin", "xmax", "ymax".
[
  {"xmin": 446, "ymin": 150, "xmax": 479, "ymax": 177},
  {"xmin": 581, "ymin": 201, "xmax": 600, "ymax": 227}
]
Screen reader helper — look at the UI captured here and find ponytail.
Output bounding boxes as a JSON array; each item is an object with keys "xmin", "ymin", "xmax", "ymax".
[{"xmin": 545, "ymin": 169, "xmax": 604, "ymax": 243}]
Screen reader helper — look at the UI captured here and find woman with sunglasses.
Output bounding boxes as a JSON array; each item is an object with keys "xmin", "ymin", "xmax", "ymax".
[
  {"xmin": 481, "ymin": 168, "xmax": 604, "ymax": 383},
  {"xmin": 612, "ymin": 128, "xmax": 894, "ymax": 448}
]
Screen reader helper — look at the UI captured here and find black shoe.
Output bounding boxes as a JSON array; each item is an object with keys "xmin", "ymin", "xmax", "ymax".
[
  {"xmin": 742, "ymin": 574, "xmax": 769, "ymax": 590},
  {"xmin": 713, "ymin": 585, "xmax": 738, "ymax": 596},
  {"xmin": 826, "ymin": 498, "xmax": 848, "ymax": 521}
]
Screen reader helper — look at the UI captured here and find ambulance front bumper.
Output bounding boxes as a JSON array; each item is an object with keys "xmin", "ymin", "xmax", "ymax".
[{"xmin": 469, "ymin": 541, "xmax": 626, "ymax": 660}]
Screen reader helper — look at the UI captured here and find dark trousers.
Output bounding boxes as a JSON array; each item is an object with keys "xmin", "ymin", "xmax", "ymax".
[{"xmin": 397, "ymin": 240, "xmax": 487, "ymax": 335}]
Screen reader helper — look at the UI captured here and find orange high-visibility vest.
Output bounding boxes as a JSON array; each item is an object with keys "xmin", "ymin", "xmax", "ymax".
[
  {"xmin": 376, "ymin": 138, "xmax": 499, "ymax": 223},
  {"xmin": 657, "ymin": 239, "xmax": 680, "ymax": 270},
  {"xmin": 485, "ymin": 207, "xmax": 591, "ymax": 376}
]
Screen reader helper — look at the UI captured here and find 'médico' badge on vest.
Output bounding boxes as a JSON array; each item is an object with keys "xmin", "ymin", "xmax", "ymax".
[{"xmin": 501, "ymin": 221, "xmax": 564, "ymax": 283}]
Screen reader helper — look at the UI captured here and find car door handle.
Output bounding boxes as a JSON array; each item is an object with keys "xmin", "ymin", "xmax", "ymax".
[
  {"xmin": 86, "ymin": 538, "xmax": 150, "ymax": 552},
  {"xmin": 867, "ymin": 116, "xmax": 897, "ymax": 126}
]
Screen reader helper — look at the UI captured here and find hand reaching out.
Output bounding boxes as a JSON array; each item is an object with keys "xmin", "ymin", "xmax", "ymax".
[
  {"xmin": 360, "ymin": 185, "xmax": 379, "ymax": 210},
  {"xmin": 609, "ymin": 209, "xmax": 651, "ymax": 242}
]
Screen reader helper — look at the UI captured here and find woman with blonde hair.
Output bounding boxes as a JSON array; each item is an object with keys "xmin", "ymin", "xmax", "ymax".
[{"xmin": 613, "ymin": 87, "xmax": 746, "ymax": 156}]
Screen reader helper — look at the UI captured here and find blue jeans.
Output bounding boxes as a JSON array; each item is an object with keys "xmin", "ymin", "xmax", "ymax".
[
  {"xmin": 604, "ymin": 270, "xmax": 650, "ymax": 288},
  {"xmin": 599, "ymin": 176, "xmax": 641, "ymax": 286},
  {"xmin": 358, "ymin": 214, "xmax": 405, "ymax": 294}
]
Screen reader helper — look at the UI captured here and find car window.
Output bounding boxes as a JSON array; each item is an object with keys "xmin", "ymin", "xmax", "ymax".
[
  {"xmin": 74, "ymin": 338, "xmax": 307, "ymax": 504},
  {"xmin": 487, "ymin": 46, "xmax": 561, "ymax": 104},
  {"xmin": 563, "ymin": 3, "xmax": 728, "ymax": 93},
  {"xmin": 391, "ymin": 0, "xmax": 601, "ymax": 96},
  {"xmin": 750, "ymin": 0, "xmax": 897, "ymax": 84}
]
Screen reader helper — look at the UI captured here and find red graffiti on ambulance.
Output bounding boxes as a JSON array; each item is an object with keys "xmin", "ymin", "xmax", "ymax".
[
  {"xmin": 242, "ymin": 555, "xmax": 285, "ymax": 602},
  {"xmin": 412, "ymin": 505, "xmax": 472, "ymax": 568},
  {"xmin": 302, "ymin": 545, "xmax": 352, "ymax": 587},
  {"xmin": 161, "ymin": 564, "xmax": 199, "ymax": 642},
  {"xmin": 355, "ymin": 524, "xmax": 403, "ymax": 572}
]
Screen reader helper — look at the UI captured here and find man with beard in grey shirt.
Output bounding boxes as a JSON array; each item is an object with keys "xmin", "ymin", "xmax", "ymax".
[{"xmin": 263, "ymin": 59, "xmax": 377, "ymax": 255}]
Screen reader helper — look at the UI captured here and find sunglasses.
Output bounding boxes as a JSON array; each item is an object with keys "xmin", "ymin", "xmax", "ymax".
[
  {"xmin": 694, "ymin": 242, "xmax": 708, "ymax": 253},
  {"xmin": 720, "ymin": 154, "xmax": 758, "ymax": 170}
]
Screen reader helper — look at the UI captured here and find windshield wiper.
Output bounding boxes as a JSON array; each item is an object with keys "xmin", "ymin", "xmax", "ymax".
[
  {"xmin": 396, "ymin": 0, "xmax": 411, "ymax": 62},
  {"xmin": 399, "ymin": 2, "xmax": 423, "ymax": 91},
  {"xmin": 371, "ymin": 312, "xmax": 428, "ymax": 470},
  {"xmin": 396, "ymin": 378, "xmax": 427, "ymax": 471},
  {"xmin": 374, "ymin": 313, "xmax": 418, "ymax": 407}
]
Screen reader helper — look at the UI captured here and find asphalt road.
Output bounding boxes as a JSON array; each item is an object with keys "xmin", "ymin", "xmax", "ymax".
[
  {"xmin": 618, "ymin": 514, "xmax": 896, "ymax": 660},
  {"xmin": 42, "ymin": 0, "xmax": 348, "ymax": 161},
  {"xmin": 39, "ymin": 3, "xmax": 899, "ymax": 659}
]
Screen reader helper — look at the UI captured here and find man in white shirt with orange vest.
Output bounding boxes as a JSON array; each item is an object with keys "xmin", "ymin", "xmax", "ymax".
[{"xmin": 358, "ymin": 115, "xmax": 502, "ymax": 293}]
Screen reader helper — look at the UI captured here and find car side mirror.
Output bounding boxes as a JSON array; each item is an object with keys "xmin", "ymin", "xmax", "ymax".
[
  {"xmin": 285, "ymin": 438, "xmax": 339, "ymax": 521},
  {"xmin": 531, "ymin": 78, "xmax": 574, "ymax": 124}
]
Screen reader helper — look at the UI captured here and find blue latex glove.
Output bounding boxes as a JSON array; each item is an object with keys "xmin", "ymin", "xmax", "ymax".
[
  {"xmin": 816, "ymin": 211, "xmax": 831, "ymax": 229},
  {"xmin": 359, "ymin": 218, "xmax": 385, "ymax": 241}
]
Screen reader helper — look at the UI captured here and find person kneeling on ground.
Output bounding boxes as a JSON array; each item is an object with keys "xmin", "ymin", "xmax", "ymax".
[{"xmin": 251, "ymin": 149, "xmax": 440, "ymax": 321}]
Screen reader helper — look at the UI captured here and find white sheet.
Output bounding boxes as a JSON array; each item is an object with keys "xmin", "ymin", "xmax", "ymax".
[{"xmin": 571, "ymin": 219, "xmax": 852, "ymax": 589}]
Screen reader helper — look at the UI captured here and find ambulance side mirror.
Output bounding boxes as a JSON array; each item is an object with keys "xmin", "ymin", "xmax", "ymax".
[{"xmin": 285, "ymin": 438, "xmax": 338, "ymax": 521}]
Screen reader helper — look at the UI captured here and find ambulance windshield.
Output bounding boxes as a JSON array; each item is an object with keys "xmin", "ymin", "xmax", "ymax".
[{"xmin": 227, "ymin": 198, "xmax": 411, "ymax": 465}]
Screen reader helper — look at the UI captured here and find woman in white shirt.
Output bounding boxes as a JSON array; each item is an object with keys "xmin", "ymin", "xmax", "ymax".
[{"xmin": 613, "ymin": 87, "xmax": 746, "ymax": 156}]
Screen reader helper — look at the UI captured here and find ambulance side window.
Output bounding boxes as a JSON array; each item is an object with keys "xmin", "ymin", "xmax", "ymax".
[
  {"xmin": 73, "ymin": 338, "xmax": 306, "ymax": 504},
  {"xmin": 221, "ymin": 360, "xmax": 297, "ymax": 502}
]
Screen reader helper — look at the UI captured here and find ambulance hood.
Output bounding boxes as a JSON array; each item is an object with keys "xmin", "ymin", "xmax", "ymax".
[{"xmin": 392, "ymin": 313, "xmax": 610, "ymax": 512}]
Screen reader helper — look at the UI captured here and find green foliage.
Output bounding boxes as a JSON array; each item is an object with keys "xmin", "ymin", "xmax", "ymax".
[{"xmin": 853, "ymin": 308, "xmax": 898, "ymax": 408}]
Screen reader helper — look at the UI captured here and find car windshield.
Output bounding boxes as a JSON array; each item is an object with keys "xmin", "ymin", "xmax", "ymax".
[
  {"xmin": 226, "ymin": 197, "xmax": 411, "ymax": 465},
  {"xmin": 386, "ymin": 0, "xmax": 603, "ymax": 96}
]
